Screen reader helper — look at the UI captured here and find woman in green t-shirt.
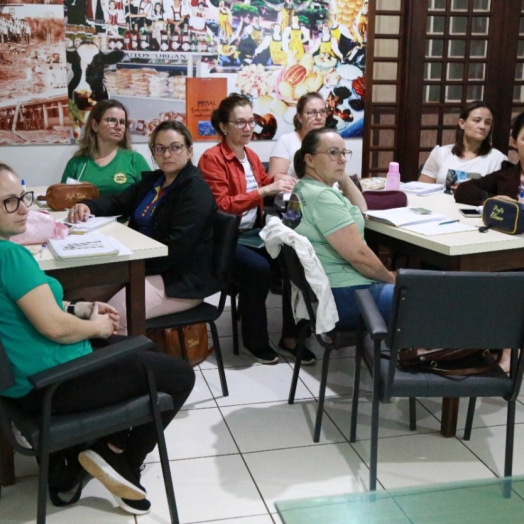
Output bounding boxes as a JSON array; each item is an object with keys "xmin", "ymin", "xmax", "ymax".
[
  {"xmin": 61, "ymin": 100, "xmax": 150, "ymax": 196},
  {"xmin": 285, "ymin": 128, "xmax": 396, "ymax": 329},
  {"xmin": 0, "ymin": 164, "xmax": 194, "ymax": 515}
]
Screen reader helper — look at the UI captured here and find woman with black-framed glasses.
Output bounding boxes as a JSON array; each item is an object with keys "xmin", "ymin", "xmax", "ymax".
[
  {"xmin": 68, "ymin": 120, "xmax": 218, "ymax": 334},
  {"xmin": 61, "ymin": 99, "xmax": 150, "ymax": 197},
  {"xmin": 285, "ymin": 128, "xmax": 395, "ymax": 330}
]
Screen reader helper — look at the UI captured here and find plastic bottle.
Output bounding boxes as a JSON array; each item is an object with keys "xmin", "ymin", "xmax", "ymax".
[{"xmin": 386, "ymin": 162, "xmax": 401, "ymax": 190}]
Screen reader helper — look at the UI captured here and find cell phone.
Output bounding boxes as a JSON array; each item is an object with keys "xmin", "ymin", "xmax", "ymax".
[{"xmin": 459, "ymin": 209, "xmax": 482, "ymax": 217}]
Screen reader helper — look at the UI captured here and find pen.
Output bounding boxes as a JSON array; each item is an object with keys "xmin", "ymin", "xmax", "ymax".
[
  {"xmin": 438, "ymin": 219, "xmax": 460, "ymax": 226},
  {"xmin": 21, "ymin": 179, "xmax": 26, "ymax": 192},
  {"xmin": 39, "ymin": 243, "xmax": 46, "ymax": 259}
]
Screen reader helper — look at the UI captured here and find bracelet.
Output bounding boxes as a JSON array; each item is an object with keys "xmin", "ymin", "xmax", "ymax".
[{"xmin": 66, "ymin": 300, "xmax": 78, "ymax": 315}]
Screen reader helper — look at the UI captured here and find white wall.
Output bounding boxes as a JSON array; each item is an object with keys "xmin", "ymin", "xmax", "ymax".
[{"xmin": 0, "ymin": 138, "xmax": 363, "ymax": 186}]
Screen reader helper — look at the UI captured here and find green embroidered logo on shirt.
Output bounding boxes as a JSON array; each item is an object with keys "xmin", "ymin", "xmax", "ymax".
[{"xmin": 113, "ymin": 173, "xmax": 127, "ymax": 184}]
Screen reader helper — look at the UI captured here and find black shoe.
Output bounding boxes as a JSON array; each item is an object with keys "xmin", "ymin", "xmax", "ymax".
[
  {"xmin": 241, "ymin": 345, "xmax": 279, "ymax": 364},
  {"xmin": 78, "ymin": 442, "xmax": 146, "ymax": 501},
  {"xmin": 113, "ymin": 488, "xmax": 151, "ymax": 515},
  {"xmin": 276, "ymin": 338, "xmax": 317, "ymax": 365}
]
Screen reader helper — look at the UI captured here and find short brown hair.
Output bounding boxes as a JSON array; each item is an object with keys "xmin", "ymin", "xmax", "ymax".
[
  {"xmin": 149, "ymin": 120, "xmax": 193, "ymax": 155},
  {"xmin": 211, "ymin": 93, "xmax": 252, "ymax": 137}
]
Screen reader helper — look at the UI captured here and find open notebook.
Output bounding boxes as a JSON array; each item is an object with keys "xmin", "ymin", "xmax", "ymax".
[
  {"xmin": 47, "ymin": 232, "xmax": 120, "ymax": 259},
  {"xmin": 64, "ymin": 215, "xmax": 120, "ymax": 234}
]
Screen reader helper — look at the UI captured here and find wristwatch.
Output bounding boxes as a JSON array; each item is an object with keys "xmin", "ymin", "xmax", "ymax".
[{"xmin": 66, "ymin": 300, "xmax": 78, "ymax": 315}]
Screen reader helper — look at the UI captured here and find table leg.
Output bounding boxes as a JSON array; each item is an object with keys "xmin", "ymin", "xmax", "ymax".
[
  {"xmin": 441, "ymin": 397, "xmax": 459, "ymax": 437},
  {"xmin": 126, "ymin": 260, "xmax": 146, "ymax": 336},
  {"xmin": 0, "ymin": 429, "xmax": 15, "ymax": 486}
]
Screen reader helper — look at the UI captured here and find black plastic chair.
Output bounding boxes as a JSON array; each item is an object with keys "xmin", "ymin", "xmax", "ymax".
[
  {"xmin": 0, "ymin": 336, "xmax": 180, "ymax": 524},
  {"xmin": 351, "ymin": 269, "xmax": 524, "ymax": 491},
  {"xmin": 278, "ymin": 244, "xmax": 357, "ymax": 442},
  {"xmin": 146, "ymin": 211, "xmax": 240, "ymax": 397}
]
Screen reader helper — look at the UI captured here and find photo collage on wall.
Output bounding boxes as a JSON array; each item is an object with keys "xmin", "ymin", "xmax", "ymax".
[
  {"xmin": 0, "ymin": 0, "xmax": 70, "ymax": 145},
  {"xmin": 0, "ymin": 0, "xmax": 367, "ymax": 145}
]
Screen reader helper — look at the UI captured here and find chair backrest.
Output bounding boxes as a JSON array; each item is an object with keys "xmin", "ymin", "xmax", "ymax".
[
  {"xmin": 387, "ymin": 269, "xmax": 524, "ymax": 353},
  {"xmin": 213, "ymin": 210, "xmax": 240, "ymax": 286},
  {"xmin": 0, "ymin": 340, "xmax": 15, "ymax": 393},
  {"xmin": 279, "ymin": 244, "xmax": 319, "ymax": 329}
]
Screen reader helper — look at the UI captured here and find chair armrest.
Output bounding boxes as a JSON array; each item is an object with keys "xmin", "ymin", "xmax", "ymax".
[
  {"xmin": 28, "ymin": 335, "xmax": 156, "ymax": 390},
  {"xmin": 355, "ymin": 289, "xmax": 388, "ymax": 340}
]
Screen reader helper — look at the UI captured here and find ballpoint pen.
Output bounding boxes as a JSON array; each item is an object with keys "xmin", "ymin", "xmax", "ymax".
[
  {"xmin": 438, "ymin": 219, "xmax": 460, "ymax": 226},
  {"xmin": 39, "ymin": 243, "xmax": 46, "ymax": 259}
]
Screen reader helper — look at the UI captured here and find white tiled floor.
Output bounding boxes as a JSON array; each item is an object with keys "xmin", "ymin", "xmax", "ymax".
[{"xmin": 2, "ymin": 291, "xmax": 523, "ymax": 523}]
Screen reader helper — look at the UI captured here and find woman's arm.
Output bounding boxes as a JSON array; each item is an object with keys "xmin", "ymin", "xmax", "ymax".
[
  {"xmin": 19, "ymin": 285, "xmax": 116, "ymax": 343},
  {"xmin": 268, "ymin": 156, "xmax": 290, "ymax": 179},
  {"xmin": 326, "ymin": 223, "xmax": 395, "ymax": 284},
  {"xmin": 418, "ymin": 145, "xmax": 440, "ymax": 183},
  {"xmin": 338, "ymin": 174, "xmax": 367, "ymax": 213},
  {"xmin": 418, "ymin": 174, "xmax": 436, "ymax": 184}
]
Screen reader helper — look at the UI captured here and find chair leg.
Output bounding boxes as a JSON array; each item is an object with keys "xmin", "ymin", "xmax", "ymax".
[
  {"xmin": 463, "ymin": 398, "xmax": 476, "ymax": 440},
  {"xmin": 288, "ymin": 322, "xmax": 309, "ymax": 405},
  {"xmin": 209, "ymin": 321, "xmax": 229, "ymax": 397},
  {"xmin": 36, "ymin": 450, "xmax": 49, "ymax": 524},
  {"xmin": 313, "ymin": 348, "xmax": 333, "ymax": 443},
  {"xmin": 350, "ymin": 354, "xmax": 362, "ymax": 443},
  {"xmin": 409, "ymin": 398, "xmax": 417, "ymax": 431},
  {"xmin": 230, "ymin": 294, "xmax": 239, "ymax": 356},
  {"xmin": 504, "ymin": 399, "xmax": 516, "ymax": 479},
  {"xmin": 369, "ymin": 372, "xmax": 381, "ymax": 491}
]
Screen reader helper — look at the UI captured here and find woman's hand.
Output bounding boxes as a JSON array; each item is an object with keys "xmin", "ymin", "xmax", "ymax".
[
  {"xmin": 260, "ymin": 176, "xmax": 296, "ymax": 198},
  {"xmin": 67, "ymin": 203, "xmax": 91, "ymax": 223},
  {"xmin": 89, "ymin": 302, "xmax": 117, "ymax": 339}
]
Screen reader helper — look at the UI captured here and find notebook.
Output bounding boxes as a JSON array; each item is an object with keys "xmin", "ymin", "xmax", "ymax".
[
  {"xmin": 64, "ymin": 215, "xmax": 120, "ymax": 234},
  {"xmin": 47, "ymin": 232, "xmax": 120, "ymax": 259},
  {"xmin": 366, "ymin": 207, "xmax": 447, "ymax": 227},
  {"xmin": 238, "ymin": 228, "xmax": 264, "ymax": 249},
  {"xmin": 400, "ymin": 182, "xmax": 445, "ymax": 195}
]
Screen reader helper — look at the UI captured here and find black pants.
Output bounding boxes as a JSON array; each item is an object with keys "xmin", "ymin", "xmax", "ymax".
[
  {"xmin": 16, "ymin": 338, "xmax": 195, "ymax": 470},
  {"xmin": 233, "ymin": 244, "xmax": 298, "ymax": 350}
]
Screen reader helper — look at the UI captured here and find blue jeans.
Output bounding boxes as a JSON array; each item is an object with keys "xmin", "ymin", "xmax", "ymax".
[{"xmin": 332, "ymin": 283, "xmax": 394, "ymax": 330}]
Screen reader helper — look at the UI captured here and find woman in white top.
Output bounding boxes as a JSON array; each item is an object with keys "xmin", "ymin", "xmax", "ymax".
[
  {"xmin": 419, "ymin": 101, "xmax": 507, "ymax": 186},
  {"xmin": 268, "ymin": 92, "xmax": 327, "ymax": 179}
]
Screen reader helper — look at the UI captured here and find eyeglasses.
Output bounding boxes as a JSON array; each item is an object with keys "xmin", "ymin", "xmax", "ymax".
[
  {"xmin": 305, "ymin": 109, "xmax": 328, "ymax": 118},
  {"xmin": 228, "ymin": 119, "xmax": 257, "ymax": 129},
  {"xmin": 312, "ymin": 148, "xmax": 353, "ymax": 162},
  {"xmin": 153, "ymin": 143, "xmax": 186, "ymax": 156},
  {"xmin": 104, "ymin": 117, "xmax": 127, "ymax": 128},
  {"xmin": 2, "ymin": 191, "xmax": 33, "ymax": 213}
]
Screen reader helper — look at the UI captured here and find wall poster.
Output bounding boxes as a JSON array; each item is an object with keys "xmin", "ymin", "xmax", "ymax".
[
  {"xmin": 0, "ymin": 1, "xmax": 70, "ymax": 145},
  {"xmin": 0, "ymin": 0, "xmax": 367, "ymax": 145}
]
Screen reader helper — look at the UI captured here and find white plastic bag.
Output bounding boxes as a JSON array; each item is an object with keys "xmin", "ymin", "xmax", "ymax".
[{"xmin": 11, "ymin": 210, "xmax": 69, "ymax": 246}]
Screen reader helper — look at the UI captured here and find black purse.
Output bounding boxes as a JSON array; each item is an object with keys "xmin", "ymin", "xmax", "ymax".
[{"xmin": 482, "ymin": 197, "xmax": 524, "ymax": 235}]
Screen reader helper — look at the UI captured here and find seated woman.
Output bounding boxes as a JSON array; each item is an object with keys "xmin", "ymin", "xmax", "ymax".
[
  {"xmin": 454, "ymin": 112, "xmax": 524, "ymax": 206},
  {"xmin": 198, "ymin": 94, "xmax": 314, "ymax": 365},
  {"xmin": 69, "ymin": 121, "xmax": 218, "ymax": 333},
  {"xmin": 419, "ymin": 101, "xmax": 507, "ymax": 186},
  {"xmin": 269, "ymin": 92, "xmax": 327, "ymax": 180},
  {"xmin": 62, "ymin": 100, "xmax": 150, "ymax": 196},
  {"xmin": 0, "ymin": 163, "xmax": 194, "ymax": 515},
  {"xmin": 285, "ymin": 128, "xmax": 395, "ymax": 328}
]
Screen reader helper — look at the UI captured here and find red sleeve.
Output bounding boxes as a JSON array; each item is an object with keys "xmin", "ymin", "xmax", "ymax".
[{"xmin": 198, "ymin": 149, "xmax": 263, "ymax": 215}]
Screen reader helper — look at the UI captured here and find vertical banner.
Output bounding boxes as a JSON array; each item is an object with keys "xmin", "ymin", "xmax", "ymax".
[{"xmin": 185, "ymin": 77, "xmax": 227, "ymax": 140}]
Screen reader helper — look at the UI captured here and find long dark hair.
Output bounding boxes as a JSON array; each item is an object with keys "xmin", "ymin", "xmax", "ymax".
[
  {"xmin": 293, "ymin": 127, "xmax": 333, "ymax": 178},
  {"xmin": 293, "ymin": 92, "xmax": 325, "ymax": 131},
  {"xmin": 511, "ymin": 112, "xmax": 524, "ymax": 141},
  {"xmin": 74, "ymin": 99, "xmax": 131, "ymax": 158},
  {"xmin": 452, "ymin": 100, "xmax": 494, "ymax": 158},
  {"xmin": 211, "ymin": 93, "xmax": 252, "ymax": 137}
]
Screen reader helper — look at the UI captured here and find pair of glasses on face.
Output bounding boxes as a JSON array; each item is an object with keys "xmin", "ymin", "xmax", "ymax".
[
  {"xmin": 313, "ymin": 148, "xmax": 353, "ymax": 162},
  {"xmin": 228, "ymin": 119, "xmax": 257, "ymax": 129},
  {"xmin": 305, "ymin": 109, "xmax": 328, "ymax": 118},
  {"xmin": 3, "ymin": 191, "xmax": 33, "ymax": 213},
  {"xmin": 104, "ymin": 117, "xmax": 128, "ymax": 128},
  {"xmin": 153, "ymin": 143, "xmax": 186, "ymax": 156}
]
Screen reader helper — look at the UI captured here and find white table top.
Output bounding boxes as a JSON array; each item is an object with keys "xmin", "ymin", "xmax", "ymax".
[
  {"xmin": 29, "ymin": 187, "xmax": 167, "ymax": 270},
  {"xmin": 364, "ymin": 191, "xmax": 524, "ymax": 257}
]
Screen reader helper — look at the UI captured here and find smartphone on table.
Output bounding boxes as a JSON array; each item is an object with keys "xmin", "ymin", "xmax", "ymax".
[{"xmin": 459, "ymin": 209, "xmax": 482, "ymax": 218}]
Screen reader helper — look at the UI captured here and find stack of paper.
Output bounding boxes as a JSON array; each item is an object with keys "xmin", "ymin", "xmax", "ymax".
[
  {"xmin": 64, "ymin": 215, "xmax": 120, "ymax": 234},
  {"xmin": 366, "ymin": 208, "xmax": 447, "ymax": 227},
  {"xmin": 400, "ymin": 182, "xmax": 445, "ymax": 195},
  {"xmin": 48, "ymin": 232, "xmax": 120, "ymax": 259}
]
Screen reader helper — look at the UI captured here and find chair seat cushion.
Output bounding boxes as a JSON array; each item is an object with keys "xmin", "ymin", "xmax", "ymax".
[
  {"xmin": 4, "ymin": 393, "xmax": 174, "ymax": 453},
  {"xmin": 362, "ymin": 337, "xmax": 513, "ymax": 399},
  {"xmin": 146, "ymin": 302, "xmax": 218, "ymax": 330}
]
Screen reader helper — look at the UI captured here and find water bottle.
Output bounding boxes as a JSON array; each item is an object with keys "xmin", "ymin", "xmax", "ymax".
[{"xmin": 386, "ymin": 162, "xmax": 400, "ymax": 190}]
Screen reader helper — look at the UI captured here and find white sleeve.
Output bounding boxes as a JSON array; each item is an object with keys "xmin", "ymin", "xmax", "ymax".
[
  {"xmin": 270, "ymin": 135, "xmax": 292, "ymax": 161},
  {"xmin": 420, "ymin": 145, "xmax": 441, "ymax": 180}
]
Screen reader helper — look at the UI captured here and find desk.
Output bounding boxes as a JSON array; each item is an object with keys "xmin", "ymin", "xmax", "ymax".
[
  {"xmin": 276, "ymin": 476, "xmax": 524, "ymax": 524},
  {"xmin": 0, "ymin": 214, "xmax": 167, "ymax": 488},
  {"xmin": 365, "ymin": 192, "xmax": 524, "ymax": 438}
]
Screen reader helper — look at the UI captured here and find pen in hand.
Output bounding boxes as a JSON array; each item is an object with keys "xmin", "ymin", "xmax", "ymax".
[{"xmin": 438, "ymin": 219, "xmax": 460, "ymax": 226}]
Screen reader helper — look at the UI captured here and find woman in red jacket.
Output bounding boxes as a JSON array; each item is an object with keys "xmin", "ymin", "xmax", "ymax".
[{"xmin": 198, "ymin": 94, "xmax": 316, "ymax": 365}]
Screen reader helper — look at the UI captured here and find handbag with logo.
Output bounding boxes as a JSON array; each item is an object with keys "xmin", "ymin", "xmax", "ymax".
[
  {"xmin": 147, "ymin": 324, "xmax": 213, "ymax": 366},
  {"xmin": 482, "ymin": 197, "xmax": 524, "ymax": 235},
  {"xmin": 38, "ymin": 183, "xmax": 99, "ymax": 211}
]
